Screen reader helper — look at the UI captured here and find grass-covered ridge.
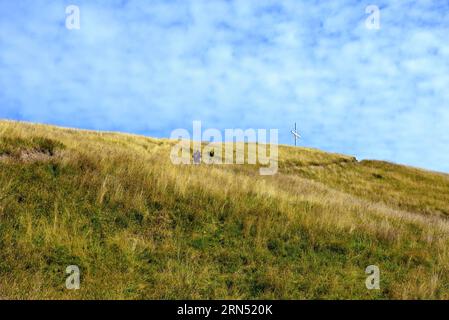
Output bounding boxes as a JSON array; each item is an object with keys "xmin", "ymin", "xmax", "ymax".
[{"xmin": 1, "ymin": 119, "xmax": 449, "ymax": 299}]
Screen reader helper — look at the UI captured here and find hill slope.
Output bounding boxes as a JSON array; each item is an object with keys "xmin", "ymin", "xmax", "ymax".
[{"xmin": 1, "ymin": 120, "xmax": 449, "ymax": 299}]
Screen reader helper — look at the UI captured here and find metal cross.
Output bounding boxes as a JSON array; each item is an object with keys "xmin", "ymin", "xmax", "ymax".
[{"xmin": 291, "ymin": 122, "xmax": 301, "ymax": 146}]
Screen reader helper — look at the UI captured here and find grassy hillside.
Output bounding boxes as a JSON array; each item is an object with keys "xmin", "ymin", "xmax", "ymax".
[{"xmin": 1, "ymin": 120, "xmax": 449, "ymax": 299}]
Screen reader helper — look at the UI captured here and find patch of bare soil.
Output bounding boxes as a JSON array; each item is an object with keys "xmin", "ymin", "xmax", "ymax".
[{"xmin": 0, "ymin": 150, "xmax": 62, "ymax": 163}]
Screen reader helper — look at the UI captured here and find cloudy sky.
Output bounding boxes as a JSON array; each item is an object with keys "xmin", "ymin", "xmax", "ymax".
[{"xmin": 1, "ymin": 0, "xmax": 448, "ymax": 172}]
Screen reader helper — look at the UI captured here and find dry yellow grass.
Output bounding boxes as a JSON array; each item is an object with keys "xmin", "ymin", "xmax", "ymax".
[{"xmin": 1, "ymin": 119, "xmax": 449, "ymax": 299}]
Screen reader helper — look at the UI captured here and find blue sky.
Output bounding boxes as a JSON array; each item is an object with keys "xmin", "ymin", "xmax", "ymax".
[{"xmin": 1, "ymin": 0, "xmax": 448, "ymax": 172}]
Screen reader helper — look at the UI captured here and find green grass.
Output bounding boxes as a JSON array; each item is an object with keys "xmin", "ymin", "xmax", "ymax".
[{"xmin": 1, "ymin": 119, "xmax": 449, "ymax": 299}]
